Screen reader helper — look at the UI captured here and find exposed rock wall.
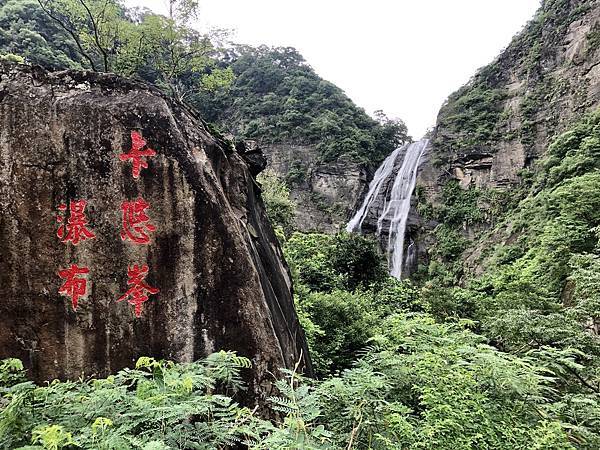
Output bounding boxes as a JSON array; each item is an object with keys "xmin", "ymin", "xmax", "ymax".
[
  {"xmin": 0, "ymin": 62, "xmax": 311, "ymax": 403},
  {"xmin": 421, "ymin": 0, "xmax": 600, "ymax": 198},
  {"xmin": 262, "ymin": 143, "xmax": 368, "ymax": 233},
  {"xmin": 412, "ymin": 0, "xmax": 600, "ymax": 272}
]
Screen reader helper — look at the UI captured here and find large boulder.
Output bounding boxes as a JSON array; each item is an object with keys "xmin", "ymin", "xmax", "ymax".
[{"xmin": 0, "ymin": 62, "xmax": 311, "ymax": 402}]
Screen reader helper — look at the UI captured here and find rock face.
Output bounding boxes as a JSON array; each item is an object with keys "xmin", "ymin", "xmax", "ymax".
[
  {"xmin": 0, "ymin": 63, "xmax": 311, "ymax": 402},
  {"xmin": 420, "ymin": 0, "xmax": 600, "ymax": 199},
  {"xmin": 411, "ymin": 0, "xmax": 600, "ymax": 272},
  {"xmin": 263, "ymin": 143, "xmax": 368, "ymax": 233}
]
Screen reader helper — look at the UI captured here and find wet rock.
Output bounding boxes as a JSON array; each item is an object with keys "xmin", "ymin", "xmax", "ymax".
[{"xmin": 0, "ymin": 62, "xmax": 311, "ymax": 404}]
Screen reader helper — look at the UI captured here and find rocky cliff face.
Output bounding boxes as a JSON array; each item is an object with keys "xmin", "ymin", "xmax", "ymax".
[
  {"xmin": 263, "ymin": 143, "xmax": 368, "ymax": 233},
  {"xmin": 0, "ymin": 62, "xmax": 311, "ymax": 402},
  {"xmin": 413, "ymin": 0, "xmax": 600, "ymax": 272},
  {"xmin": 422, "ymin": 0, "xmax": 599, "ymax": 195}
]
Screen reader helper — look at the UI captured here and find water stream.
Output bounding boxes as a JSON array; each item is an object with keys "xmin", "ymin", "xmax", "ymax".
[
  {"xmin": 346, "ymin": 139, "xmax": 429, "ymax": 278},
  {"xmin": 346, "ymin": 145, "xmax": 406, "ymax": 234}
]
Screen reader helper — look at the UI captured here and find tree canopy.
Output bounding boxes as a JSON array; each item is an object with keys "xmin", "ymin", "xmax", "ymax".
[{"xmin": 195, "ymin": 45, "xmax": 410, "ymax": 165}]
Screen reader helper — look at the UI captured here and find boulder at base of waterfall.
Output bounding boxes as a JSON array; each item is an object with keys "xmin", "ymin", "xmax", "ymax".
[{"xmin": 0, "ymin": 62, "xmax": 311, "ymax": 405}]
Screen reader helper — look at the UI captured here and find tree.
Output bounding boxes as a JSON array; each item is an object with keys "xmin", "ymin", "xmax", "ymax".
[
  {"xmin": 0, "ymin": 0, "xmax": 84, "ymax": 69},
  {"xmin": 31, "ymin": 0, "xmax": 233, "ymax": 100}
]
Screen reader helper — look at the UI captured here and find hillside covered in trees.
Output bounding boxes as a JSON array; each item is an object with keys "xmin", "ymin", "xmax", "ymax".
[{"xmin": 194, "ymin": 45, "xmax": 409, "ymax": 165}]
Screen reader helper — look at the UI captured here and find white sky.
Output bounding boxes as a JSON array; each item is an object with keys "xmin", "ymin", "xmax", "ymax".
[{"xmin": 125, "ymin": 0, "xmax": 541, "ymax": 138}]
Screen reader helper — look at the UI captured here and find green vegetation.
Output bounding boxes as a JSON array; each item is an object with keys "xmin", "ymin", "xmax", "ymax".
[
  {"xmin": 194, "ymin": 47, "xmax": 410, "ymax": 165},
  {"xmin": 257, "ymin": 170, "xmax": 296, "ymax": 237},
  {"xmin": 435, "ymin": 83, "xmax": 507, "ymax": 152},
  {"xmin": 0, "ymin": 0, "xmax": 232, "ymax": 100},
  {"xmin": 0, "ymin": 0, "xmax": 84, "ymax": 69},
  {"xmin": 418, "ymin": 110, "xmax": 600, "ymax": 448},
  {"xmin": 1, "ymin": 312, "xmax": 592, "ymax": 449},
  {"xmin": 284, "ymin": 231, "xmax": 387, "ymax": 294}
]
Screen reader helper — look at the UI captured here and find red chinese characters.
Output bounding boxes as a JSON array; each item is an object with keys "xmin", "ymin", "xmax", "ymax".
[
  {"xmin": 56, "ymin": 200, "xmax": 96, "ymax": 245},
  {"xmin": 54, "ymin": 131, "xmax": 162, "ymax": 316},
  {"xmin": 119, "ymin": 131, "xmax": 157, "ymax": 179},
  {"xmin": 117, "ymin": 264, "xmax": 160, "ymax": 317},
  {"xmin": 120, "ymin": 198, "xmax": 156, "ymax": 244},
  {"xmin": 116, "ymin": 131, "xmax": 161, "ymax": 317},
  {"xmin": 58, "ymin": 264, "xmax": 90, "ymax": 310}
]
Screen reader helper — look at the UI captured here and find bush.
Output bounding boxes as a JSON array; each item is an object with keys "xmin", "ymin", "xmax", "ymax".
[
  {"xmin": 284, "ymin": 232, "xmax": 386, "ymax": 292},
  {"xmin": 257, "ymin": 170, "xmax": 296, "ymax": 236}
]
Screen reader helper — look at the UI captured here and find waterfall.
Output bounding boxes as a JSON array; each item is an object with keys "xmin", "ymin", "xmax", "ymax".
[
  {"xmin": 404, "ymin": 240, "xmax": 417, "ymax": 276},
  {"xmin": 347, "ymin": 139, "xmax": 429, "ymax": 279},
  {"xmin": 346, "ymin": 145, "xmax": 405, "ymax": 233}
]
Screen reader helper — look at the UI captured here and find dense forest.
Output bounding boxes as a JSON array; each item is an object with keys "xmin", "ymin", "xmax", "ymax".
[
  {"xmin": 1, "ymin": 0, "xmax": 600, "ymax": 449},
  {"xmin": 194, "ymin": 46, "xmax": 409, "ymax": 165}
]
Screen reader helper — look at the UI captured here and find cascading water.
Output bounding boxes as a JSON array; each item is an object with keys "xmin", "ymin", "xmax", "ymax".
[
  {"xmin": 346, "ymin": 145, "xmax": 406, "ymax": 233},
  {"xmin": 347, "ymin": 139, "xmax": 429, "ymax": 279}
]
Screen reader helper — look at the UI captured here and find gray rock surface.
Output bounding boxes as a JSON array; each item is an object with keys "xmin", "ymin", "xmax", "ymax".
[
  {"xmin": 0, "ymin": 62, "xmax": 311, "ymax": 404},
  {"xmin": 262, "ymin": 143, "xmax": 368, "ymax": 233}
]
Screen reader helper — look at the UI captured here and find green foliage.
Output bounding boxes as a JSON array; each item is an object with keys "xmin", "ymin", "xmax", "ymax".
[
  {"xmin": 285, "ymin": 232, "xmax": 343, "ymax": 292},
  {"xmin": 417, "ymin": 110, "xmax": 600, "ymax": 446},
  {"xmin": 195, "ymin": 46, "xmax": 409, "ymax": 166},
  {"xmin": 284, "ymin": 232, "xmax": 387, "ymax": 293},
  {"xmin": 544, "ymin": 109, "xmax": 600, "ymax": 187},
  {"xmin": 0, "ymin": 0, "xmax": 84, "ymax": 69},
  {"xmin": 0, "ymin": 359, "xmax": 25, "ymax": 389},
  {"xmin": 300, "ymin": 290, "xmax": 378, "ymax": 376},
  {"xmin": 328, "ymin": 232, "xmax": 388, "ymax": 291},
  {"xmin": 257, "ymin": 170, "xmax": 296, "ymax": 236},
  {"xmin": 296, "ymin": 277, "xmax": 421, "ymax": 378},
  {"xmin": 284, "ymin": 231, "xmax": 416, "ymax": 376},
  {"xmin": 285, "ymin": 159, "xmax": 307, "ymax": 186},
  {"xmin": 0, "ymin": 53, "xmax": 25, "ymax": 64},
  {"xmin": 0, "ymin": 352, "xmax": 261, "ymax": 449},
  {"xmin": 5, "ymin": 312, "xmax": 594, "ymax": 449},
  {"xmin": 31, "ymin": 425, "xmax": 76, "ymax": 450},
  {"xmin": 432, "ymin": 224, "xmax": 468, "ymax": 260},
  {"xmin": 437, "ymin": 180, "xmax": 483, "ymax": 225},
  {"xmin": 435, "ymin": 83, "xmax": 507, "ymax": 151},
  {"xmin": 416, "ymin": 180, "xmax": 496, "ymax": 283},
  {"xmin": 314, "ymin": 314, "xmax": 587, "ymax": 449},
  {"xmin": 0, "ymin": 0, "xmax": 232, "ymax": 101}
]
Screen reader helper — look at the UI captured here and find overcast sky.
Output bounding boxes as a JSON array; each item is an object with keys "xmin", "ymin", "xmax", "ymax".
[{"xmin": 125, "ymin": 0, "xmax": 541, "ymax": 138}]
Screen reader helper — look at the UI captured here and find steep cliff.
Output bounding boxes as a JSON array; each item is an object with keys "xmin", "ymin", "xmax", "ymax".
[
  {"xmin": 414, "ymin": 0, "xmax": 600, "ymax": 276},
  {"xmin": 0, "ymin": 62, "xmax": 311, "ymax": 402}
]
